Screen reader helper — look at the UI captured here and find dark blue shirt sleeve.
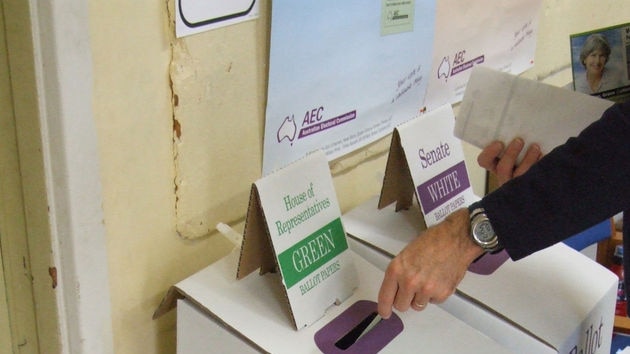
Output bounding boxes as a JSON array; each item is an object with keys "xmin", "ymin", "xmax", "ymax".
[{"xmin": 480, "ymin": 100, "xmax": 630, "ymax": 260}]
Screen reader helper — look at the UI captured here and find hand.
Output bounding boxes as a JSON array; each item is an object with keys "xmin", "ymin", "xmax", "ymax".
[
  {"xmin": 477, "ymin": 138, "xmax": 542, "ymax": 186},
  {"xmin": 377, "ymin": 209, "xmax": 485, "ymax": 319}
]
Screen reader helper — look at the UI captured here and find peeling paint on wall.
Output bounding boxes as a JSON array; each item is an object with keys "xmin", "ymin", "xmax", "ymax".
[{"xmin": 168, "ymin": 1, "xmax": 270, "ymax": 239}]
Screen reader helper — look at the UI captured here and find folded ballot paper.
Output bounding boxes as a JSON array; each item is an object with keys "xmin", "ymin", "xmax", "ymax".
[{"xmin": 455, "ymin": 66, "xmax": 614, "ymax": 156}]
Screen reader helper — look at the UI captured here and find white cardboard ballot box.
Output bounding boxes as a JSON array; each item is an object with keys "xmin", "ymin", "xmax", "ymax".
[
  {"xmin": 154, "ymin": 249, "xmax": 555, "ymax": 353},
  {"xmin": 342, "ymin": 196, "xmax": 618, "ymax": 354}
]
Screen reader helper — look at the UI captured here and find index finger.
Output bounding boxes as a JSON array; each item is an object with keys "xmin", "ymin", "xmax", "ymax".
[
  {"xmin": 477, "ymin": 141, "xmax": 505, "ymax": 172},
  {"xmin": 495, "ymin": 138, "xmax": 524, "ymax": 177},
  {"xmin": 377, "ymin": 272, "xmax": 399, "ymax": 319}
]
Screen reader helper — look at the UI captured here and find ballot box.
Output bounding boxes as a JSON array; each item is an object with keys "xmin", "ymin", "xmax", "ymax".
[
  {"xmin": 342, "ymin": 196, "xmax": 617, "ymax": 354},
  {"xmin": 154, "ymin": 250, "xmax": 554, "ymax": 353}
]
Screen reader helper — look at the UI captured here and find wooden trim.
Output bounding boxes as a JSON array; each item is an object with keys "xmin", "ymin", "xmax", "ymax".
[
  {"xmin": 0, "ymin": 1, "xmax": 40, "ymax": 351},
  {"xmin": 615, "ymin": 315, "xmax": 630, "ymax": 334},
  {"xmin": 597, "ymin": 228, "xmax": 629, "ymax": 332}
]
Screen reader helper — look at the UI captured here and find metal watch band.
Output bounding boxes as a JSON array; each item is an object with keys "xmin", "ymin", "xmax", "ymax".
[{"xmin": 468, "ymin": 201, "xmax": 503, "ymax": 253}]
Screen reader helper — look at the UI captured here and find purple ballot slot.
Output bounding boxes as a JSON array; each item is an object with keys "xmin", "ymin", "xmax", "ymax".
[
  {"xmin": 468, "ymin": 249, "xmax": 509, "ymax": 275},
  {"xmin": 314, "ymin": 300, "xmax": 403, "ymax": 354}
]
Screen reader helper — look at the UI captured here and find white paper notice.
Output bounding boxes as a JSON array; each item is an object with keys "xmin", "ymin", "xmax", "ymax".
[
  {"xmin": 423, "ymin": 0, "xmax": 542, "ymax": 111},
  {"xmin": 175, "ymin": 0, "xmax": 260, "ymax": 38},
  {"xmin": 262, "ymin": 0, "xmax": 437, "ymax": 175}
]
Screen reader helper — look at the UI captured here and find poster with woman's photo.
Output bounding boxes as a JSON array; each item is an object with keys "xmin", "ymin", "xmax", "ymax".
[{"xmin": 570, "ymin": 23, "xmax": 630, "ymax": 102}]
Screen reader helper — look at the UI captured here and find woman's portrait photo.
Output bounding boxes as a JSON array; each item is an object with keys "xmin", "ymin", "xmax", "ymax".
[{"xmin": 571, "ymin": 24, "xmax": 630, "ymax": 101}]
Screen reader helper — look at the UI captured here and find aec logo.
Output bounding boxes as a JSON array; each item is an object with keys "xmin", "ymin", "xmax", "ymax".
[
  {"xmin": 276, "ymin": 114, "xmax": 297, "ymax": 145},
  {"xmin": 436, "ymin": 49, "xmax": 484, "ymax": 83},
  {"xmin": 276, "ymin": 106, "xmax": 357, "ymax": 146},
  {"xmin": 276, "ymin": 107, "xmax": 325, "ymax": 145}
]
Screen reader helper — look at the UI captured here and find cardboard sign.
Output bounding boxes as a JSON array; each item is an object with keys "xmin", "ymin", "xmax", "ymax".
[
  {"xmin": 379, "ymin": 104, "xmax": 477, "ymax": 226},
  {"xmin": 237, "ymin": 150, "xmax": 358, "ymax": 329}
]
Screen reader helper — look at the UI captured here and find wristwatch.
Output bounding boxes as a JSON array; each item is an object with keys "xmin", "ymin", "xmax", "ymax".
[{"xmin": 468, "ymin": 201, "xmax": 502, "ymax": 253}]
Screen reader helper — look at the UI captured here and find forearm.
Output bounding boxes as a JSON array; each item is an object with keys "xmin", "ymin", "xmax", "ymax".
[{"xmin": 482, "ymin": 101, "xmax": 630, "ymax": 260}]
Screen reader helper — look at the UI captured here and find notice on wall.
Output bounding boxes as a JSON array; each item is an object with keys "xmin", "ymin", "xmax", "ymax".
[
  {"xmin": 262, "ymin": 0, "xmax": 437, "ymax": 176},
  {"xmin": 423, "ymin": 0, "xmax": 542, "ymax": 111},
  {"xmin": 262, "ymin": 0, "xmax": 542, "ymax": 176},
  {"xmin": 570, "ymin": 22, "xmax": 630, "ymax": 103},
  {"xmin": 175, "ymin": 0, "xmax": 260, "ymax": 37}
]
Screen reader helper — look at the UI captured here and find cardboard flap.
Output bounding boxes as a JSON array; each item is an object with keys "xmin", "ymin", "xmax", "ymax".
[
  {"xmin": 233, "ymin": 151, "xmax": 359, "ymax": 329},
  {"xmin": 379, "ymin": 105, "xmax": 476, "ymax": 227},
  {"xmin": 152, "ymin": 285, "xmax": 185, "ymax": 320},
  {"xmin": 377, "ymin": 129, "xmax": 416, "ymax": 212},
  {"xmin": 237, "ymin": 184, "xmax": 277, "ymax": 279}
]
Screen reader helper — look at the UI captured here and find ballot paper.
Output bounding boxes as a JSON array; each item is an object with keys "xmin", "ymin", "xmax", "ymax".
[{"xmin": 455, "ymin": 67, "xmax": 614, "ymax": 156}]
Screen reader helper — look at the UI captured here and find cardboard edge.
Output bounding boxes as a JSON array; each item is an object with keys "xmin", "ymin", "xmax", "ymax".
[
  {"xmin": 453, "ymin": 289, "xmax": 557, "ymax": 351},
  {"xmin": 377, "ymin": 129, "xmax": 416, "ymax": 212},
  {"xmin": 179, "ymin": 298, "xmax": 269, "ymax": 352},
  {"xmin": 236, "ymin": 185, "xmax": 299, "ymax": 329},
  {"xmin": 237, "ymin": 184, "xmax": 277, "ymax": 279},
  {"xmin": 346, "ymin": 233, "xmax": 395, "ymax": 259},
  {"xmin": 268, "ymin": 257, "xmax": 300, "ymax": 330},
  {"xmin": 152, "ymin": 285, "xmax": 185, "ymax": 320},
  {"xmin": 565, "ymin": 282, "xmax": 617, "ymax": 354},
  {"xmin": 156, "ymin": 288, "xmax": 269, "ymax": 352}
]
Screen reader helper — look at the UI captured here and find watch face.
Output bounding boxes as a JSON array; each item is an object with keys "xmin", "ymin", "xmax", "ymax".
[{"xmin": 474, "ymin": 219, "xmax": 495, "ymax": 243}]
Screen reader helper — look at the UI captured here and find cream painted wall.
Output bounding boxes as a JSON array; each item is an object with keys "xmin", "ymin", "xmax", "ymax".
[
  {"xmin": 89, "ymin": 2, "xmax": 233, "ymax": 353},
  {"xmin": 87, "ymin": 1, "xmax": 629, "ymax": 353}
]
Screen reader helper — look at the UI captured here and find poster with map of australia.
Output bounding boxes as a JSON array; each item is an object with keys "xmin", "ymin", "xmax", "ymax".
[{"xmin": 262, "ymin": 0, "xmax": 437, "ymax": 175}]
